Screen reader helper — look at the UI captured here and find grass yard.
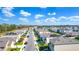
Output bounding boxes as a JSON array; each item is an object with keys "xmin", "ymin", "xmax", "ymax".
[
  {"xmin": 15, "ymin": 42, "xmax": 23, "ymax": 45},
  {"xmin": 7, "ymin": 48, "xmax": 20, "ymax": 51}
]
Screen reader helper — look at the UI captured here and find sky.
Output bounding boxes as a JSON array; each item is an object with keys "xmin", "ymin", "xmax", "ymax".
[{"xmin": 0, "ymin": 7, "xmax": 79, "ymax": 25}]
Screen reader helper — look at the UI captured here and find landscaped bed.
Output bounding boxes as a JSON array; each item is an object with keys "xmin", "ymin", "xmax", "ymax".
[
  {"xmin": 15, "ymin": 33, "xmax": 26, "ymax": 45},
  {"xmin": 53, "ymin": 32, "xmax": 61, "ymax": 35},
  {"xmin": 50, "ymin": 33, "xmax": 61, "ymax": 37},
  {"xmin": 21, "ymin": 35, "xmax": 26, "ymax": 38},
  {"xmin": 75, "ymin": 36, "xmax": 79, "ymax": 40},
  {"xmin": 15, "ymin": 37, "xmax": 24, "ymax": 45},
  {"xmin": 15, "ymin": 42, "xmax": 23, "ymax": 45},
  {"xmin": 38, "ymin": 44, "xmax": 48, "ymax": 51},
  {"xmin": 37, "ymin": 41, "xmax": 48, "ymax": 51}
]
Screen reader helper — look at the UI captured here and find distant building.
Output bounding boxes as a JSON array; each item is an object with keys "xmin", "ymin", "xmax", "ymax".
[{"xmin": 50, "ymin": 25, "xmax": 79, "ymax": 34}]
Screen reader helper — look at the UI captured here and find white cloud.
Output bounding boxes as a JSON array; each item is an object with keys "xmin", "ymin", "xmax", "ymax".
[
  {"xmin": 0, "ymin": 7, "xmax": 2, "ymax": 9},
  {"xmin": 35, "ymin": 14, "xmax": 44, "ymax": 19},
  {"xmin": 48, "ymin": 12, "xmax": 56, "ymax": 15},
  {"xmin": 2, "ymin": 7, "xmax": 15, "ymax": 17},
  {"xmin": 3, "ymin": 19, "xmax": 9, "ymax": 21},
  {"xmin": 34, "ymin": 16, "xmax": 79, "ymax": 25},
  {"xmin": 35, "ymin": 20, "xmax": 42, "ymax": 25},
  {"xmin": 35, "ymin": 20, "xmax": 41, "ymax": 23},
  {"xmin": 20, "ymin": 10, "xmax": 31, "ymax": 17},
  {"xmin": 40, "ymin": 7, "xmax": 47, "ymax": 9},
  {"xmin": 19, "ymin": 17, "xmax": 29, "ymax": 23},
  {"xmin": 68, "ymin": 16, "xmax": 79, "ymax": 21},
  {"xmin": 35, "ymin": 17, "xmax": 56, "ymax": 25},
  {"xmin": 4, "ymin": 12, "xmax": 15, "ymax": 17},
  {"xmin": 58, "ymin": 16, "xmax": 67, "ymax": 21},
  {"xmin": 58, "ymin": 16, "xmax": 79, "ymax": 22},
  {"xmin": 57, "ymin": 16, "xmax": 79, "ymax": 22},
  {"xmin": 45, "ymin": 17, "xmax": 56, "ymax": 23},
  {"xmin": 59, "ymin": 16, "xmax": 67, "ymax": 19},
  {"xmin": 0, "ymin": 17, "xmax": 2, "ymax": 19},
  {"xmin": 2, "ymin": 7, "xmax": 14, "ymax": 11}
]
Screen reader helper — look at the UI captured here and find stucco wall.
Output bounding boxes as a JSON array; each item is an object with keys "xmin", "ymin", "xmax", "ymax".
[{"xmin": 54, "ymin": 44, "xmax": 79, "ymax": 51}]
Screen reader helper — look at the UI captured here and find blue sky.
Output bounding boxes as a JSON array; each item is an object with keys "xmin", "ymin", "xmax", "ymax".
[{"xmin": 0, "ymin": 7, "xmax": 79, "ymax": 25}]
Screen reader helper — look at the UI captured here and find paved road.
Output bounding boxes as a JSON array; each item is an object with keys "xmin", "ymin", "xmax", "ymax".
[{"xmin": 24, "ymin": 31, "xmax": 36, "ymax": 51}]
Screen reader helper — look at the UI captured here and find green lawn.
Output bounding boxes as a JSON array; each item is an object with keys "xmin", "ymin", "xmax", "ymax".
[
  {"xmin": 8, "ymin": 48, "xmax": 20, "ymax": 51},
  {"xmin": 15, "ymin": 42, "xmax": 23, "ymax": 45},
  {"xmin": 52, "ymin": 32, "xmax": 61, "ymax": 35}
]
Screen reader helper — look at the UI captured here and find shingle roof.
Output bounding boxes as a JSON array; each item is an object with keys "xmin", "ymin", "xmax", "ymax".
[{"xmin": 0, "ymin": 36, "xmax": 17, "ymax": 50}]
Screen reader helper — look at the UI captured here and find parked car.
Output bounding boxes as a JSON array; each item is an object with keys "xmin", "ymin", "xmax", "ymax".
[{"xmin": 6, "ymin": 32, "xmax": 18, "ymax": 35}]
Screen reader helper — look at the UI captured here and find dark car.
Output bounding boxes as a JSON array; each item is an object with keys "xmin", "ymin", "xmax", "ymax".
[
  {"xmin": 27, "ymin": 35, "xmax": 29, "ymax": 38},
  {"xmin": 6, "ymin": 32, "xmax": 18, "ymax": 35},
  {"xmin": 24, "ymin": 42, "xmax": 28, "ymax": 44}
]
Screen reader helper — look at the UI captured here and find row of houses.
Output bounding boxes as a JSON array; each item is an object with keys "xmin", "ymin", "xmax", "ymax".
[
  {"xmin": 34, "ymin": 25, "xmax": 79, "ymax": 51},
  {"xmin": 0, "ymin": 30, "xmax": 26, "ymax": 51},
  {"xmin": 50, "ymin": 25, "xmax": 79, "ymax": 36},
  {"xmin": 51, "ymin": 25, "xmax": 79, "ymax": 32}
]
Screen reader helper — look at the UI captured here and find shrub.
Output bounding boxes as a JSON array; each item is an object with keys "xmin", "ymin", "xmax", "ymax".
[
  {"xmin": 75, "ymin": 36, "xmax": 79, "ymax": 40},
  {"xmin": 18, "ymin": 38, "xmax": 23, "ymax": 42},
  {"xmin": 38, "ymin": 42, "xmax": 48, "ymax": 51},
  {"xmin": 39, "ymin": 44, "xmax": 48, "ymax": 51}
]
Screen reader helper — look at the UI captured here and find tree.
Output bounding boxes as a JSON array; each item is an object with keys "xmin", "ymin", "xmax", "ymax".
[{"xmin": 0, "ymin": 24, "xmax": 17, "ymax": 33}]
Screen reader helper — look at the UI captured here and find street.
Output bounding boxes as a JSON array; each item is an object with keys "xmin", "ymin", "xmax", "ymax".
[{"xmin": 24, "ymin": 30, "xmax": 36, "ymax": 51}]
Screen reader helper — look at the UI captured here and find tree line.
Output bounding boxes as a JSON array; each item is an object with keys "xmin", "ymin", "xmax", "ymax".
[{"xmin": 0, "ymin": 23, "xmax": 17, "ymax": 33}]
